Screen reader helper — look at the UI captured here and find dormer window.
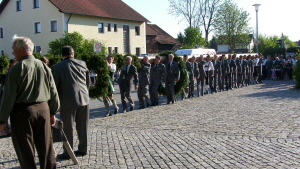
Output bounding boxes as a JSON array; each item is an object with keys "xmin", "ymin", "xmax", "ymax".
[
  {"xmin": 16, "ymin": 0, "xmax": 22, "ymax": 11},
  {"xmin": 33, "ymin": 0, "xmax": 40, "ymax": 9}
]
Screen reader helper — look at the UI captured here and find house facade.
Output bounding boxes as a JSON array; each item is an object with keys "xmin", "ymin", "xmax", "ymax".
[{"xmin": 0, "ymin": 0, "xmax": 149, "ymax": 58}]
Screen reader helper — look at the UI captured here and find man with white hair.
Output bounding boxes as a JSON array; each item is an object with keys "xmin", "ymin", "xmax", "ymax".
[
  {"xmin": 117, "ymin": 56, "xmax": 138, "ymax": 112},
  {"xmin": 165, "ymin": 54, "xmax": 180, "ymax": 104},
  {"xmin": 0, "ymin": 35, "xmax": 60, "ymax": 168},
  {"xmin": 137, "ymin": 56, "xmax": 151, "ymax": 109}
]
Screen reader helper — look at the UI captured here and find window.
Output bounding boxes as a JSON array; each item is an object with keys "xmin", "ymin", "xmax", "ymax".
[
  {"xmin": 16, "ymin": 1, "xmax": 22, "ymax": 11},
  {"xmin": 114, "ymin": 47, "xmax": 118, "ymax": 54},
  {"xmin": 136, "ymin": 48, "xmax": 140, "ymax": 56},
  {"xmin": 108, "ymin": 47, "xmax": 112, "ymax": 55},
  {"xmin": 107, "ymin": 23, "xmax": 111, "ymax": 32},
  {"xmin": 50, "ymin": 20, "xmax": 57, "ymax": 32},
  {"xmin": 33, "ymin": 0, "xmax": 39, "ymax": 8},
  {"xmin": 98, "ymin": 22, "xmax": 104, "ymax": 33},
  {"xmin": 113, "ymin": 24, "xmax": 117, "ymax": 32},
  {"xmin": 33, "ymin": 46, "xmax": 41, "ymax": 53},
  {"xmin": 135, "ymin": 26, "xmax": 140, "ymax": 36},
  {"xmin": 0, "ymin": 27, "xmax": 3, "ymax": 38},
  {"xmin": 34, "ymin": 22, "xmax": 41, "ymax": 33}
]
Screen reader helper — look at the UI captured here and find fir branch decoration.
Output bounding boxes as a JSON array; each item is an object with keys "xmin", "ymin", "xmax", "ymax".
[
  {"xmin": 0, "ymin": 55, "xmax": 9, "ymax": 75},
  {"xmin": 82, "ymin": 53, "xmax": 110, "ymax": 98}
]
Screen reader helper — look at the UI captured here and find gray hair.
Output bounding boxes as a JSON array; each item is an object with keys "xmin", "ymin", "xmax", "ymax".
[
  {"xmin": 12, "ymin": 34, "xmax": 34, "ymax": 53},
  {"xmin": 126, "ymin": 56, "xmax": 132, "ymax": 60},
  {"xmin": 143, "ymin": 55, "xmax": 148, "ymax": 60},
  {"xmin": 168, "ymin": 54, "xmax": 174, "ymax": 58}
]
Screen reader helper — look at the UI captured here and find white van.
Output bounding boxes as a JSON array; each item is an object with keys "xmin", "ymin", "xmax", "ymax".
[{"xmin": 175, "ymin": 48, "xmax": 217, "ymax": 58}]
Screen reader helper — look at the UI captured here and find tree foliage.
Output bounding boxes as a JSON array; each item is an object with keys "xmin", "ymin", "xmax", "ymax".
[
  {"xmin": 0, "ymin": 54, "xmax": 9, "ymax": 75},
  {"xmin": 212, "ymin": 0, "xmax": 251, "ymax": 52},
  {"xmin": 177, "ymin": 27, "xmax": 206, "ymax": 49},
  {"xmin": 293, "ymin": 56, "xmax": 300, "ymax": 88},
  {"xmin": 198, "ymin": 0, "xmax": 224, "ymax": 43},
  {"xmin": 168, "ymin": 0, "xmax": 201, "ymax": 28}
]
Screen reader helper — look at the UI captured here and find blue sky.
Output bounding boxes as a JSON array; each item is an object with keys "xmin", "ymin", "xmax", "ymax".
[{"xmin": 122, "ymin": 0, "xmax": 300, "ymax": 41}]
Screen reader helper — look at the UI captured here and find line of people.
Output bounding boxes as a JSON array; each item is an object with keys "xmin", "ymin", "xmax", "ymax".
[{"xmin": 104, "ymin": 53, "xmax": 265, "ymax": 116}]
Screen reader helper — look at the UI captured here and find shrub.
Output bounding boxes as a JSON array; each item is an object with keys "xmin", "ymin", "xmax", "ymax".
[{"xmin": 292, "ymin": 56, "xmax": 300, "ymax": 88}]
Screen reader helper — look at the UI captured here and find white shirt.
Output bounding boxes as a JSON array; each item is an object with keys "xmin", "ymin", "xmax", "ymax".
[
  {"xmin": 263, "ymin": 59, "xmax": 267, "ymax": 66},
  {"xmin": 109, "ymin": 63, "xmax": 116, "ymax": 72},
  {"xmin": 255, "ymin": 58, "xmax": 259, "ymax": 66},
  {"xmin": 204, "ymin": 61, "xmax": 214, "ymax": 71}
]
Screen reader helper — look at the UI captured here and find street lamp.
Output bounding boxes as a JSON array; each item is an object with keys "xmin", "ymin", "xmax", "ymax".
[{"xmin": 253, "ymin": 4, "xmax": 261, "ymax": 54}]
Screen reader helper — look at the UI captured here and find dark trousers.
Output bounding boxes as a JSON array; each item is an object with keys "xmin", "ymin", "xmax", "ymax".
[
  {"xmin": 10, "ymin": 102, "xmax": 56, "ymax": 169},
  {"xmin": 119, "ymin": 80, "xmax": 134, "ymax": 110},
  {"xmin": 149, "ymin": 82, "xmax": 159, "ymax": 104},
  {"xmin": 137, "ymin": 83, "xmax": 149, "ymax": 107},
  {"xmin": 165, "ymin": 80, "xmax": 175, "ymax": 102},
  {"xmin": 196, "ymin": 76, "xmax": 205, "ymax": 96},
  {"xmin": 188, "ymin": 80, "xmax": 195, "ymax": 97},
  {"xmin": 60, "ymin": 104, "xmax": 89, "ymax": 154}
]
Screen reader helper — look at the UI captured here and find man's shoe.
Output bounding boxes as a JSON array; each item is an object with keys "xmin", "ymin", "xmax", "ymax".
[
  {"xmin": 167, "ymin": 101, "xmax": 170, "ymax": 104},
  {"xmin": 114, "ymin": 108, "xmax": 119, "ymax": 114},
  {"xmin": 105, "ymin": 111, "xmax": 111, "ymax": 117},
  {"xmin": 130, "ymin": 107, "xmax": 133, "ymax": 111},
  {"xmin": 146, "ymin": 102, "xmax": 150, "ymax": 107},
  {"xmin": 57, "ymin": 154, "xmax": 70, "ymax": 159},
  {"xmin": 74, "ymin": 151, "xmax": 87, "ymax": 157},
  {"xmin": 150, "ymin": 103, "xmax": 156, "ymax": 106},
  {"xmin": 138, "ymin": 106, "xmax": 145, "ymax": 109},
  {"xmin": 171, "ymin": 100, "xmax": 175, "ymax": 104}
]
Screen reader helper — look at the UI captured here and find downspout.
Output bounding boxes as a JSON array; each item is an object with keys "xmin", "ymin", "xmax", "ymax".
[{"xmin": 66, "ymin": 13, "xmax": 73, "ymax": 33}]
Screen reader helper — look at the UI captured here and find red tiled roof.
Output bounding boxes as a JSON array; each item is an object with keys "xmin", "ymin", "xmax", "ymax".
[
  {"xmin": 49, "ymin": 0, "xmax": 149, "ymax": 22},
  {"xmin": 146, "ymin": 24, "xmax": 180, "ymax": 45}
]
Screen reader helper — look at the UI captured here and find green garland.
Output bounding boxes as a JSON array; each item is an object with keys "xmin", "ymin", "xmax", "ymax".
[
  {"xmin": 0, "ymin": 55, "xmax": 9, "ymax": 75},
  {"xmin": 292, "ymin": 56, "xmax": 300, "ymax": 88},
  {"xmin": 158, "ymin": 51, "xmax": 188, "ymax": 96},
  {"xmin": 81, "ymin": 53, "xmax": 110, "ymax": 99}
]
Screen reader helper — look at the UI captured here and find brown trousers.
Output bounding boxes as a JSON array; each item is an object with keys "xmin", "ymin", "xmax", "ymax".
[{"xmin": 10, "ymin": 102, "xmax": 56, "ymax": 169}]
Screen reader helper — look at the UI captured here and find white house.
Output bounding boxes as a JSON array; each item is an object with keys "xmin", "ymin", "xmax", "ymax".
[{"xmin": 0, "ymin": 0, "xmax": 149, "ymax": 58}]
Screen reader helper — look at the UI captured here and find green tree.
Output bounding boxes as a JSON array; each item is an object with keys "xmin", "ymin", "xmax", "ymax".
[
  {"xmin": 208, "ymin": 36, "xmax": 218, "ymax": 51},
  {"xmin": 48, "ymin": 31, "xmax": 106, "ymax": 58},
  {"xmin": 293, "ymin": 56, "xmax": 300, "ymax": 88},
  {"xmin": 177, "ymin": 27, "xmax": 206, "ymax": 49},
  {"xmin": 212, "ymin": 0, "xmax": 251, "ymax": 52},
  {"xmin": 0, "ymin": 55, "xmax": 9, "ymax": 75}
]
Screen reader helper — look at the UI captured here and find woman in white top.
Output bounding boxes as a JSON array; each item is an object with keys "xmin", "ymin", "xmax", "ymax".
[{"xmin": 204, "ymin": 55, "xmax": 215, "ymax": 94}]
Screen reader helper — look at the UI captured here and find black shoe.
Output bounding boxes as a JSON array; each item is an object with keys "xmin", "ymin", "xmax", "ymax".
[
  {"xmin": 57, "ymin": 154, "xmax": 70, "ymax": 159},
  {"xmin": 155, "ymin": 102, "xmax": 159, "ymax": 106},
  {"xmin": 138, "ymin": 106, "xmax": 145, "ymax": 109},
  {"xmin": 146, "ymin": 102, "xmax": 150, "ymax": 107},
  {"xmin": 105, "ymin": 112, "xmax": 111, "ymax": 117},
  {"xmin": 114, "ymin": 108, "xmax": 119, "ymax": 114},
  {"xmin": 130, "ymin": 107, "xmax": 133, "ymax": 111},
  {"xmin": 150, "ymin": 103, "xmax": 156, "ymax": 106},
  {"xmin": 167, "ymin": 101, "xmax": 170, "ymax": 104},
  {"xmin": 74, "ymin": 151, "xmax": 87, "ymax": 157}
]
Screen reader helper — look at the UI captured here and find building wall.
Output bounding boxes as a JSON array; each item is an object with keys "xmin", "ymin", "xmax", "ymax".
[
  {"xmin": 68, "ymin": 14, "xmax": 146, "ymax": 55},
  {"xmin": 146, "ymin": 35, "xmax": 158, "ymax": 54},
  {"xmin": 0, "ymin": 0, "xmax": 64, "ymax": 58}
]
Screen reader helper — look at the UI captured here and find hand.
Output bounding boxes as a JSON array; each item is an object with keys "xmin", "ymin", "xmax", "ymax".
[
  {"xmin": 0, "ymin": 124, "xmax": 7, "ymax": 135},
  {"xmin": 135, "ymin": 86, "xmax": 138, "ymax": 90},
  {"xmin": 50, "ymin": 115, "xmax": 56, "ymax": 126}
]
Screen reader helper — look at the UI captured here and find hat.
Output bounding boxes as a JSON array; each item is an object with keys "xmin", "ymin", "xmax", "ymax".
[{"xmin": 62, "ymin": 46, "xmax": 73, "ymax": 56}]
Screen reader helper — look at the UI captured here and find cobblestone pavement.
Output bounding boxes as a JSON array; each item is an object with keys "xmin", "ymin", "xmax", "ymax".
[{"xmin": 1, "ymin": 80, "xmax": 300, "ymax": 168}]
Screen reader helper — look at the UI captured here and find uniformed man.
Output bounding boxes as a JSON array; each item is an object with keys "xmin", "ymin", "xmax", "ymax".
[
  {"xmin": 149, "ymin": 55, "xmax": 166, "ymax": 106},
  {"xmin": 231, "ymin": 54, "xmax": 238, "ymax": 88},
  {"xmin": 189, "ymin": 56, "xmax": 199, "ymax": 97},
  {"xmin": 212, "ymin": 55, "xmax": 221, "ymax": 92},
  {"xmin": 241, "ymin": 55, "xmax": 248, "ymax": 87},
  {"xmin": 165, "ymin": 54, "xmax": 180, "ymax": 104},
  {"xmin": 220, "ymin": 54, "xmax": 229, "ymax": 91},
  {"xmin": 137, "ymin": 56, "xmax": 151, "ymax": 109},
  {"xmin": 182, "ymin": 54, "xmax": 193, "ymax": 100},
  {"xmin": 197, "ymin": 55, "xmax": 206, "ymax": 96}
]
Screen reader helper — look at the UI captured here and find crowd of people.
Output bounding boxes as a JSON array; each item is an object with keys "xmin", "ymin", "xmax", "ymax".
[
  {"xmin": 0, "ymin": 33, "xmax": 297, "ymax": 168},
  {"xmin": 105, "ymin": 53, "xmax": 294, "ymax": 116}
]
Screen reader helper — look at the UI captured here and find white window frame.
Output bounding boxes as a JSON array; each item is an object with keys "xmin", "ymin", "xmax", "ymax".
[
  {"xmin": 16, "ymin": 1, "xmax": 22, "ymax": 11},
  {"xmin": 98, "ymin": 22, "xmax": 104, "ymax": 33},
  {"xmin": 0, "ymin": 27, "xmax": 3, "ymax": 38},
  {"xmin": 50, "ymin": 20, "xmax": 58, "ymax": 32},
  {"xmin": 114, "ymin": 46, "xmax": 118, "ymax": 54},
  {"xmin": 108, "ymin": 47, "xmax": 112, "ymax": 55},
  {"xmin": 113, "ymin": 23, "xmax": 118, "ymax": 32},
  {"xmin": 107, "ymin": 23, "xmax": 111, "ymax": 32},
  {"xmin": 135, "ymin": 47, "xmax": 141, "ymax": 56},
  {"xmin": 135, "ymin": 26, "xmax": 140, "ymax": 36},
  {"xmin": 33, "ymin": 46, "xmax": 41, "ymax": 53},
  {"xmin": 34, "ymin": 21, "xmax": 41, "ymax": 34},
  {"xmin": 33, "ymin": 0, "xmax": 40, "ymax": 9}
]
